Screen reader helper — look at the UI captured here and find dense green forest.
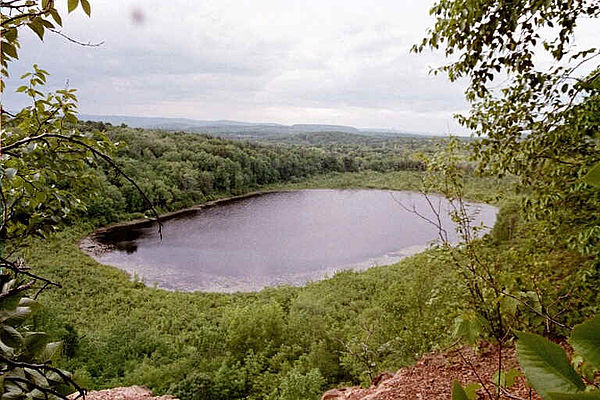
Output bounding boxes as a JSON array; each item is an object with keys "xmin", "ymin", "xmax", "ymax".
[{"xmin": 73, "ymin": 122, "xmax": 429, "ymax": 227}]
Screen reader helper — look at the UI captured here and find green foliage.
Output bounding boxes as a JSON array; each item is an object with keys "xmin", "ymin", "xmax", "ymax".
[
  {"xmin": 454, "ymin": 315, "xmax": 600, "ymax": 400},
  {"xmin": 489, "ymin": 200, "xmax": 521, "ymax": 243},
  {"xmin": 24, "ymin": 218, "xmax": 472, "ymax": 398},
  {"xmin": 224, "ymin": 302, "xmax": 285, "ymax": 358},
  {"xmin": 570, "ymin": 316, "xmax": 600, "ymax": 371},
  {"xmin": 277, "ymin": 368, "xmax": 325, "ymax": 400},
  {"xmin": 1, "ymin": 0, "xmax": 91, "ymax": 91},
  {"xmin": 492, "ymin": 368, "xmax": 521, "ymax": 389},
  {"xmin": 583, "ymin": 163, "xmax": 600, "ymax": 188},
  {"xmin": 169, "ymin": 372, "xmax": 217, "ymax": 400},
  {"xmin": 428, "ymin": 2, "xmax": 599, "ymax": 399},
  {"xmin": 452, "ymin": 312, "xmax": 484, "ymax": 345},
  {"xmin": 516, "ymin": 324, "xmax": 600, "ymax": 400},
  {"xmin": 0, "ymin": 280, "xmax": 78, "ymax": 399},
  {"xmin": 67, "ymin": 123, "xmax": 441, "ymax": 226},
  {"xmin": 451, "ymin": 381, "xmax": 469, "ymax": 400},
  {"xmin": 28, "ymin": 162, "xmax": 592, "ymax": 400},
  {"xmin": 2, "ymin": 69, "xmax": 115, "ymax": 244},
  {"xmin": 414, "ymin": 0, "xmax": 599, "ymax": 96},
  {"xmin": 416, "ymin": 0, "xmax": 600, "ymax": 256},
  {"xmin": 14, "ymin": 141, "xmax": 594, "ymax": 400},
  {"xmin": 462, "ymin": 383, "xmax": 481, "ymax": 400},
  {"xmin": 517, "ymin": 331, "xmax": 578, "ymax": 395}
]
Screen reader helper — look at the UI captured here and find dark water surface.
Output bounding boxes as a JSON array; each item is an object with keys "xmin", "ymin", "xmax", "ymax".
[{"xmin": 88, "ymin": 190, "xmax": 497, "ymax": 292}]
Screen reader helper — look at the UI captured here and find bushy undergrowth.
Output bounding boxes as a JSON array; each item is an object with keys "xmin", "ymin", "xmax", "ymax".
[{"xmin": 28, "ymin": 227, "xmax": 463, "ymax": 398}]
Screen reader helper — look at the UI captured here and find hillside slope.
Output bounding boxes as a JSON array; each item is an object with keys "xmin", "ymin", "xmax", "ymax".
[{"xmin": 321, "ymin": 343, "xmax": 540, "ymax": 400}]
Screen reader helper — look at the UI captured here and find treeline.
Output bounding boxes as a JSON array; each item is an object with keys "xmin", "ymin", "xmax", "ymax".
[{"xmin": 77, "ymin": 121, "xmax": 425, "ymax": 224}]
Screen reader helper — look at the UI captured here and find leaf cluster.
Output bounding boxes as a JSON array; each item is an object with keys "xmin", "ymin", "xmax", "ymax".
[
  {"xmin": 417, "ymin": 0, "xmax": 600, "ymax": 256},
  {"xmin": 1, "ymin": 0, "xmax": 91, "ymax": 91},
  {"xmin": 515, "ymin": 315, "xmax": 600, "ymax": 400},
  {"xmin": 1, "ymin": 67, "xmax": 116, "ymax": 246}
]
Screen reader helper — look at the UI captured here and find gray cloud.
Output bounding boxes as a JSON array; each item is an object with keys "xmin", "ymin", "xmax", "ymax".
[{"xmin": 6, "ymin": 0, "xmax": 595, "ymax": 134}]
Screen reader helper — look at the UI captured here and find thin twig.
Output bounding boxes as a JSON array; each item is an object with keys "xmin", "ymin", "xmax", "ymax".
[
  {"xmin": 456, "ymin": 347, "xmax": 495, "ymax": 400},
  {"xmin": 0, "ymin": 257, "xmax": 62, "ymax": 290},
  {"xmin": 49, "ymin": 28, "xmax": 104, "ymax": 47}
]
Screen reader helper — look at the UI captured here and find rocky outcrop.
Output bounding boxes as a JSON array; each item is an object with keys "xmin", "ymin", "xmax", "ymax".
[
  {"xmin": 321, "ymin": 343, "xmax": 541, "ymax": 400},
  {"xmin": 69, "ymin": 386, "xmax": 177, "ymax": 400}
]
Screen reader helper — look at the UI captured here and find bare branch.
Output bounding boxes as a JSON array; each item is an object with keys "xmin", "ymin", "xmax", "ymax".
[
  {"xmin": 455, "ymin": 347, "xmax": 495, "ymax": 400},
  {"xmin": 0, "ymin": 257, "xmax": 62, "ymax": 291},
  {"xmin": 49, "ymin": 28, "xmax": 104, "ymax": 47}
]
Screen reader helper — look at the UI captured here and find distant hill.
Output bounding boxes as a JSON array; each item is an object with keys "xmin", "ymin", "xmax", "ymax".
[{"xmin": 78, "ymin": 114, "xmax": 433, "ymax": 139}]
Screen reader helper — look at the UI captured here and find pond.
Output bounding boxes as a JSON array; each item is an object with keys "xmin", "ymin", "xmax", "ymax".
[{"xmin": 84, "ymin": 189, "xmax": 497, "ymax": 292}]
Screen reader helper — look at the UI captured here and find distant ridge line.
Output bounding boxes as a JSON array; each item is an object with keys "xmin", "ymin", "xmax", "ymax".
[{"xmin": 78, "ymin": 114, "xmax": 436, "ymax": 137}]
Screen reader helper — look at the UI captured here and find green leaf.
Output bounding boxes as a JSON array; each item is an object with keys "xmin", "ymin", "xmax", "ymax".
[
  {"xmin": 27, "ymin": 19, "xmax": 45, "ymax": 41},
  {"xmin": 547, "ymin": 392, "xmax": 600, "ymax": 400},
  {"xmin": 4, "ymin": 28, "xmax": 18, "ymax": 42},
  {"xmin": 453, "ymin": 313, "xmax": 483, "ymax": 344},
  {"xmin": 493, "ymin": 368, "xmax": 521, "ymax": 388},
  {"xmin": 516, "ymin": 332, "xmax": 586, "ymax": 399},
  {"xmin": 50, "ymin": 9, "xmax": 63, "ymax": 26},
  {"xmin": 80, "ymin": 0, "xmax": 91, "ymax": 16},
  {"xmin": 24, "ymin": 368, "xmax": 49, "ymax": 388},
  {"xmin": 504, "ymin": 368, "xmax": 521, "ymax": 388},
  {"xmin": 0, "ymin": 326, "xmax": 23, "ymax": 348},
  {"xmin": 23, "ymin": 332, "xmax": 49, "ymax": 360},
  {"xmin": 68, "ymin": 0, "xmax": 79, "ymax": 13},
  {"xmin": 583, "ymin": 163, "xmax": 600, "ymax": 187},
  {"xmin": 2, "ymin": 43, "xmax": 18, "ymax": 59},
  {"xmin": 570, "ymin": 315, "xmax": 600, "ymax": 370},
  {"xmin": 580, "ymin": 361, "xmax": 596, "ymax": 382},
  {"xmin": 4, "ymin": 168, "xmax": 17, "ymax": 180},
  {"xmin": 1, "ymin": 298, "xmax": 40, "ymax": 324},
  {"xmin": 41, "ymin": 342, "xmax": 62, "ymax": 362},
  {"xmin": 0, "ymin": 337, "xmax": 16, "ymax": 358},
  {"xmin": 452, "ymin": 381, "xmax": 470, "ymax": 400},
  {"xmin": 3, "ymin": 381, "xmax": 24, "ymax": 399},
  {"xmin": 0, "ymin": 290, "xmax": 23, "ymax": 311},
  {"xmin": 463, "ymin": 383, "xmax": 481, "ymax": 400}
]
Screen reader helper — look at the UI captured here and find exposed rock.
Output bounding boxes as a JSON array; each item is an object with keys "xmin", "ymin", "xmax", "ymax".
[
  {"xmin": 321, "ymin": 387, "xmax": 364, "ymax": 400},
  {"xmin": 68, "ymin": 386, "xmax": 178, "ymax": 400},
  {"xmin": 371, "ymin": 371, "xmax": 394, "ymax": 387},
  {"xmin": 322, "ymin": 388, "xmax": 346, "ymax": 400}
]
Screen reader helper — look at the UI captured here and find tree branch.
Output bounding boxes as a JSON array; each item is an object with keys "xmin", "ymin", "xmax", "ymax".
[{"xmin": 49, "ymin": 28, "xmax": 104, "ymax": 47}]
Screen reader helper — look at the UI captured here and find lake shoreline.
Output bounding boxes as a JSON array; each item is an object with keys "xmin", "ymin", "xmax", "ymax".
[
  {"xmin": 79, "ymin": 187, "xmax": 426, "ymax": 257},
  {"xmin": 80, "ymin": 189, "xmax": 497, "ymax": 293},
  {"xmin": 79, "ymin": 189, "xmax": 285, "ymax": 257},
  {"xmin": 92, "ymin": 189, "xmax": 285, "ymax": 234}
]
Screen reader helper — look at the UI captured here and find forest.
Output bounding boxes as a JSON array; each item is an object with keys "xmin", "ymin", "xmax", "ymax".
[
  {"xmin": 76, "ymin": 121, "xmax": 428, "ymax": 226},
  {"xmin": 1, "ymin": 1, "xmax": 599, "ymax": 400}
]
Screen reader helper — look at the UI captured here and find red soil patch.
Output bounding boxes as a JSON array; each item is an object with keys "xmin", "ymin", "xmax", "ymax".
[{"xmin": 322, "ymin": 343, "xmax": 541, "ymax": 400}]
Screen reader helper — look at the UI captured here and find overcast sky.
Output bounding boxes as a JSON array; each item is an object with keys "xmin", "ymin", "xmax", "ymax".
[{"xmin": 2, "ymin": 1, "xmax": 598, "ymax": 134}]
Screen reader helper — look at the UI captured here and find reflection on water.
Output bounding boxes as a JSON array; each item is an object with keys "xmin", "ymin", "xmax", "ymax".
[{"xmin": 88, "ymin": 190, "xmax": 497, "ymax": 292}]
